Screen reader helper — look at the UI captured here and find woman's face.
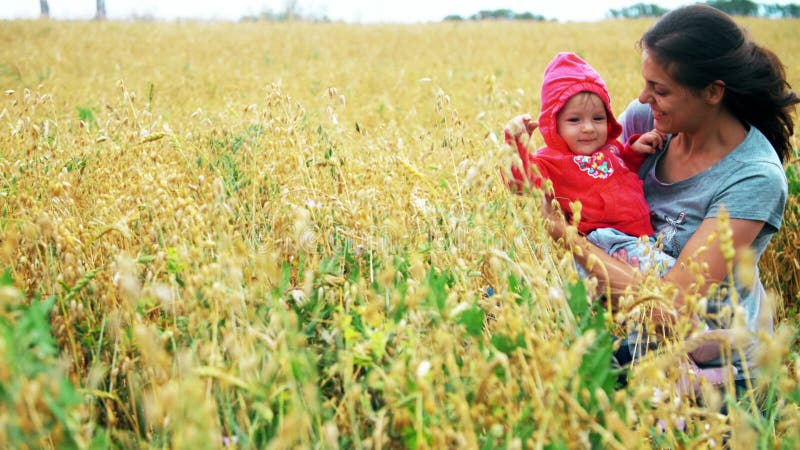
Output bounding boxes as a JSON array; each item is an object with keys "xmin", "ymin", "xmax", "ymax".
[{"xmin": 638, "ymin": 49, "xmax": 708, "ymax": 135}]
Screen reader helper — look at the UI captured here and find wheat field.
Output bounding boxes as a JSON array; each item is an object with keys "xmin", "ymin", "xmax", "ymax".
[{"xmin": 1, "ymin": 17, "xmax": 800, "ymax": 449}]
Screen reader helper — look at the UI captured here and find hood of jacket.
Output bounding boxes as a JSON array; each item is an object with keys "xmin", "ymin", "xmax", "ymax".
[{"xmin": 537, "ymin": 52, "xmax": 622, "ymax": 152}]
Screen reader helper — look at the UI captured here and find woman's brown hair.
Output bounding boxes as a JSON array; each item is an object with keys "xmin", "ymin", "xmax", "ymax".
[{"xmin": 640, "ymin": 4, "xmax": 799, "ymax": 162}]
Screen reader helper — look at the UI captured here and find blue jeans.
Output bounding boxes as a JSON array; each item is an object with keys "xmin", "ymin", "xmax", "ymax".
[{"xmin": 586, "ymin": 227, "xmax": 675, "ymax": 277}]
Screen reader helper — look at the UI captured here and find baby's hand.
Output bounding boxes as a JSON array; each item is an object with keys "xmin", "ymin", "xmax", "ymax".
[
  {"xmin": 504, "ymin": 114, "xmax": 538, "ymax": 150},
  {"xmin": 630, "ymin": 130, "xmax": 667, "ymax": 154}
]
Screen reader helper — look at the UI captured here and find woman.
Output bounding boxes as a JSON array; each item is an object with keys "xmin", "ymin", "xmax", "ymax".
[{"xmin": 507, "ymin": 5, "xmax": 798, "ymax": 390}]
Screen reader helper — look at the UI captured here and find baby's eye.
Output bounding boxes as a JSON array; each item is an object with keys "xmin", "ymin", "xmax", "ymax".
[
  {"xmin": 593, "ymin": 116, "xmax": 606, "ymax": 121},
  {"xmin": 566, "ymin": 117, "xmax": 580, "ymax": 123}
]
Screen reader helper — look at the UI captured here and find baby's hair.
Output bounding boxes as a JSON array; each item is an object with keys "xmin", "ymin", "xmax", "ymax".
[{"xmin": 556, "ymin": 91, "xmax": 607, "ymax": 118}]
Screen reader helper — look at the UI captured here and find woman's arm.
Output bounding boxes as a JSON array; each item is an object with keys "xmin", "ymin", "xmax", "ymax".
[
  {"xmin": 546, "ymin": 202, "xmax": 764, "ymax": 315},
  {"xmin": 661, "ymin": 217, "xmax": 764, "ymax": 309},
  {"xmin": 546, "ymin": 211, "xmax": 645, "ymax": 299}
]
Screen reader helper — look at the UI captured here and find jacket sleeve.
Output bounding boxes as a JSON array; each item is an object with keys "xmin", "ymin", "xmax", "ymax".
[
  {"xmin": 503, "ymin": 128, "xmax": 545, "ymax": 194},
  {"xmin": 620, "ymin": 135, "xmax": 648, "ymax": 173}
]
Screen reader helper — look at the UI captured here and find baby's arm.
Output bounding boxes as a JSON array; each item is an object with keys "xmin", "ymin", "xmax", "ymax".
[
  {"xmin": 503, "ymin": 114, "xmax": 542, "ymax": 193},
  {"xmin": 504, "ymin": 114, "xmax": 538, "ymax": 155}
]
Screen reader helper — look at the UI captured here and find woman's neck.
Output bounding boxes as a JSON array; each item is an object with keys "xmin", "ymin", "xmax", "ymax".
[{"xmin": 658, "ymin": 110, "xmax": 747, "ymax": 183}]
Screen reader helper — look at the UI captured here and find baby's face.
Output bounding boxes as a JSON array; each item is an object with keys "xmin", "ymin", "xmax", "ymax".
[{"xmin": 556, "ymin": 93, "xmax": 608, "ymax": 156}]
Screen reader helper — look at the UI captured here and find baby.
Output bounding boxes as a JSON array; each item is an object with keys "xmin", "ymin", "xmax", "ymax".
[
  {"xmin": 504, "ymin": 52, "xmax": 727, "ymax": 378},
  {"xmin": 505, "ymin": 52, "xmax": 671, "ymax": 275}
]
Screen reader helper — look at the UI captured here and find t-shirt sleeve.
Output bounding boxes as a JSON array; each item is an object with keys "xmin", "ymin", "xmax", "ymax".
[
  {"xmin": 707, "ymin": 162, "xmax": 788, "ymax": 234},
  {"xmin": 618, "ymin": 100, "xmax": 654, "ymax": 144}
]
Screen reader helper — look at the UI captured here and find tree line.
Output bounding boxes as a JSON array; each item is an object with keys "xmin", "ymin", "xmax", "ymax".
[
  {"xmin": 609, "ymin": 1, "xmax": 800, "ymax": 18},
  {"xmin": 443, "ymin": 10, "xmax": 548, "ymax": 22},
  {"xmin": 36, "ymin": 0, "xmax": 800, "ymax": 21},
  {"xmin": 445, "ymin": 1, "xmax": 800, "ymax": 21}
]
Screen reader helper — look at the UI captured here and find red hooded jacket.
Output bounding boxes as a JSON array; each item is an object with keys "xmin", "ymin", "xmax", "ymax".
[{"xmin": 506, "ymin": 52, "xmax": 653, "ymax": 237}]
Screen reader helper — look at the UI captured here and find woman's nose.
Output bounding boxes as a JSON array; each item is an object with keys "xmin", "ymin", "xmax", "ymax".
[{"xmin": 638, "ymin": 87, "xmax": 651, "ymax": 104}]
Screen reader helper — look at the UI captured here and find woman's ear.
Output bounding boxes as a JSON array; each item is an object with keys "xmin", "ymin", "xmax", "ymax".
[{"xmin": 703, "ymin": 80, "xmax": 726, "ymax": 105}]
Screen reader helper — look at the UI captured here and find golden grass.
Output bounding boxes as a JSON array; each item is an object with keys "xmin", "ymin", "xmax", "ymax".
[{"xmin": 1, "ymin": 17, "xmax": 799, "ymax": 448}]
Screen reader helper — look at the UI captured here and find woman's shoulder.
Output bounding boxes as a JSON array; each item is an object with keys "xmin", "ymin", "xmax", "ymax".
[
  {"xmin": 736, "ymin": 126, "xmax": 784, "ymax": 165},
  {"xmin": 619, "ymin": 99, "xmax": 652, "ymax": 119},
  {"xmin": 709, "ymin": 127, "xmax": 788, "ymax": 195},
  {"xmin": 722, "ymin": 126, "xmax": 788, "ymax": 182},
  {"xmin": 619, "ymin": 100, "xmax": 654, "ymax": 143}
]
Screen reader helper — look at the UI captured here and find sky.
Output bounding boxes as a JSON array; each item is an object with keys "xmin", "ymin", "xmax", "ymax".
[{"xmin": 0, "ymin": 0, "xmax": 759, "ymax": 23}]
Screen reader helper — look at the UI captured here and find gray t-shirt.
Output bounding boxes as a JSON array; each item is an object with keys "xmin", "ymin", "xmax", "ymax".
[{"xmin": 622, "ymin": 101, "xmax": 788, "ymax": 374}]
